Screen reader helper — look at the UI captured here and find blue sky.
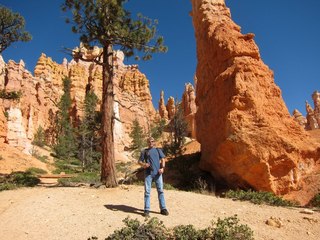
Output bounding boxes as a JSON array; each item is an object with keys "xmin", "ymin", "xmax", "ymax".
[{"xmin": 1, "ymin": 0, "xmax": 320, "ymax": 116}]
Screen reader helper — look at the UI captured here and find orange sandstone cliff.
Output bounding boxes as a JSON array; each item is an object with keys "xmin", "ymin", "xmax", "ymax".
[
  {"xmin": 191, "ymin": 0, "xmax": 320, "ymax": 203},
  {"xmin": 0, "ymin": 49, "xmax": 157, "ymax": 158}
]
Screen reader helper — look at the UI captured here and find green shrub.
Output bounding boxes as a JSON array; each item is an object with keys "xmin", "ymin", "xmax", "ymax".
[
  {"xmin": 53, "ymin": 158, "xmax": 82, "ymax": 174},
  {"xmin": 0, "ymin": 90, "xmax": 22, "ymax": 100},
  {"xmin": 214, "ymin": 215, "xmax": 254, "ymax": 240},
  {"xmin": 224, "ymin": 189, "xmax": 296, "ymax": 207},
  {"xmin": 105, "ymin": 217, "xmax": 169, "ymax": 240},
  {"xmin": 58, "ymin": 172, "xmax": 100, "ymax": 186},
  {"xmin": 32, "ymin": 126, "xmax": 46, "ymax": 147},
  {"xmin": 26, "ymin": 167, "xmax": 47, "ymax": 175},
  {"xmin": 11, "ymin": 171, "xmax": 40, "ymax": 186},
  {"xmin": 173, "ymin": 224, "xmax": 212, "ymax": 240},
  {"xmin": 308, "ymin": 193, "xmax": 320, "ymax": 208},
  {"xmin": 0, "ymin": 183, "xmax": 17, "ymax": 191},
  {"xmin": 94, "ymin": 215, "xmax": 254, "ymax": 240}
]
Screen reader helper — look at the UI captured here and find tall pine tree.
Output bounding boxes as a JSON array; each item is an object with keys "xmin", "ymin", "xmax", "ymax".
[
  {"xmin": 78, "ymin": 89, "xmax": 101, "ymax": 171},
  {"xmin": 62, "ymin": 0, "xmax": 167, "ymax": 187},
  {"xmin": 54, "ymin": 77, "xmax": 77, "ymax": 160}
]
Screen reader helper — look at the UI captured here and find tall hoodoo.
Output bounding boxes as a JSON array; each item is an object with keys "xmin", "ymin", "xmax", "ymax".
[{"xmin": 191, "ymin": 0, "xmax": 320, "ymax": 201}]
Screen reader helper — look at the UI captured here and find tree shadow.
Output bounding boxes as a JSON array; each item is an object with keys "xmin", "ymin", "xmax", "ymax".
[{"xmin": 104, "ymin": 204, "xmax": 158, "ymax": 216}]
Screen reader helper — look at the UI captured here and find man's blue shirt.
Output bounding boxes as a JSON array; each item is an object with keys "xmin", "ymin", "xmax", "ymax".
[{"xmin": 139, "ymin": 147, "xmax": 165, "ymax": 177}]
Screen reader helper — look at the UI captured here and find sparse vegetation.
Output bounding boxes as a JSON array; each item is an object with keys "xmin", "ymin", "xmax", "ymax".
[
  {"xmin": 58, "ymin": 172, "xmax": 100, "ymax": 186},
  {"xmin": 52, "ymin": 158, "xmax": 82, "ymax": 174},
  {"xmin": 150, "ymin": 118, "xmax": 166, "ymax": 140},
  {"xmin": 223, "ymin": 189, "xmax": 297, "ymax": 207},
  {"xmin": 308, "ymin": 193, "xmax": 320, "ymax": 208},
  {"xmin": 32, "ymin": 126, "xmax": 46, "ymax": 147},
  {"xmin": 30, "ymin": 147, "xmax": 49, "ymax": 162},
  {"xmin": 0, "ymin": 171, "xmax": 40, "ymax": 191},
  {"xmin": 163, "ymin": 100, "xmax": 188, "ymax": 157},
  {"xmin": 129, "ymin": 119, "xmax": 146, "ymax": 149},
  {"xmin": 0, "ymin": 90, "xmax": 22, "ymax": 100},
  {"xmin": 90, "ymin": 215, "xmax": 254, "ymax": 240},
  {"xmin": 25, "ymin": 167, "xmax": 47, "ymax": 175}
]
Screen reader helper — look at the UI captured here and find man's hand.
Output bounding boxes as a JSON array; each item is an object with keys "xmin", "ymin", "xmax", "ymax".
[
  {"xmin": 144, "ymin": 163, "xmax": 150, "ymax": 169},
  {"xmin": 159, "ymin": 168, "xmax": 164, "ymax": 174}
]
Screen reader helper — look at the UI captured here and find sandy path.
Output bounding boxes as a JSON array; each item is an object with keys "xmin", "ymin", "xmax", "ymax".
[{"xmin": 0, "ymin": 186, "xmax": 319, "ymax": 240}]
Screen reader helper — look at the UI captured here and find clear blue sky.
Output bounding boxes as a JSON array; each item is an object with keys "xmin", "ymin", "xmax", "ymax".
[{"xmin": 1, "ymin": 0, "xmax": 320, "ymax": 116}]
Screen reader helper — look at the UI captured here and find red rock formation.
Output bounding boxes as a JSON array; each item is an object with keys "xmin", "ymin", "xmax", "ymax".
[
  {"xmin": 158, "ymin": 91, "xmax": 168, "ymax": 120},
  {"xmin": 191, "ymin": 0, "xmax": 320, "ymax": 201},
  {"xmin": 292, "ymin": 109, "xmax": 307, "ymax": 128},
  {"xmin": 0, "ymin": 49, "xmax": 157, "ymax": 157},
  {"xmin": 166, "ymin": 97, "xmax": 175, "ymax": 120},
  {"xmin": 182, "ymin": 83, "xmax": 197, "ymax": 138}
]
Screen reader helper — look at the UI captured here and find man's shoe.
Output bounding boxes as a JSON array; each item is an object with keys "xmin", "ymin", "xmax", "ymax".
[
  {"xmin": 160, "ymin": 209, "xmax": 169, "ymax": 216},
  {"xmin": 143, "ymin": 211, "xmax": 150, "ymax": 217}
]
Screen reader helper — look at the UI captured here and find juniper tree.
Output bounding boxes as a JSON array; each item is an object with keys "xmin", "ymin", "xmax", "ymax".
[
  {"xmin": 0, "ymin": 5, "xmax": 31, "ymax": 53},
  {"xmin": 62, "ymin": 0, "xmax": 167, "ymax": 187}
]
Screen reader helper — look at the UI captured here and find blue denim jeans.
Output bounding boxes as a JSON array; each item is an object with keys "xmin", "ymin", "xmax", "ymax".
[{"xmin": 144, "ymin": 173, "xmax": 166, "ymax": 211}]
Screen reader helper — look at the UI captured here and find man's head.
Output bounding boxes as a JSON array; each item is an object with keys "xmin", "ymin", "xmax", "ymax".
[{"xmin": 147, "ymin": 137, "xmax": 155, "ymax": 147}]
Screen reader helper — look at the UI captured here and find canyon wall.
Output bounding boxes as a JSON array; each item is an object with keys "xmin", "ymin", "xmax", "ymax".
[
  {"xmin": 191, "ymin": 0, "xmax": 320, "ymax": 201},
  {"xmin": 0, "ymin": 49, "xmax": 157, "ymax": 157}
]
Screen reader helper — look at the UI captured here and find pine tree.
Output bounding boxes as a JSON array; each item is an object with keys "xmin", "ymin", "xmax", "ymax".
[
  {"xmin": 78, "ymin": 89, "xmax": 101, "ymax": 171},
  {"xmin": 32, "ymin": 126, "xmax": 46, "ymax": 147},
  {"xmin": 150, "ymin": 118, "xmax": 166, "ymax": 140},
  {"xmin": 54, "ymin": 77, "xmax": 77, "ymax": 160},
  {"xmin": 62, "ymin": 0, "xmax": 167, "ymax": 187},
  {"xmin": 129, "ymin": 119, "xmax": 145, "ymax": 150},
  {"xmin": 0, "ymin": 5, "xmax": 31, "ymax": 53},
  {"xmin": 165, "ymin": 101, "xmax": 188, "ymax": 157}
]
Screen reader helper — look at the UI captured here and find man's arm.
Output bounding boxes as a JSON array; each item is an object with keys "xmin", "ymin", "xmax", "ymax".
[
  {"xmin": 138, "ymin": 150, "xmax": 150, "ymax": 169},
  {"xmin": 159, "ymin": 157, "xmax": 166, "ymax": 174},
  {"xmin": 139, "ymin": 161, "xmax": 150, "ymax": 169}
]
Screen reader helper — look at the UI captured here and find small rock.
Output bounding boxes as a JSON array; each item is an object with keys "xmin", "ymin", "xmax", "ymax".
[
  {"xmin": 300, "ymin": 209, "xmax": 314, "ymax": 215},
  {"xmin": 265, "ymin": 217, "xmax": 283, "ymax": 228}
]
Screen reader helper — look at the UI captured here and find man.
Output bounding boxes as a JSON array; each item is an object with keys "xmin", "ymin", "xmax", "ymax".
[{"xmin": 138, "ymin": 137, "xmax": 169, "ymax": 217}]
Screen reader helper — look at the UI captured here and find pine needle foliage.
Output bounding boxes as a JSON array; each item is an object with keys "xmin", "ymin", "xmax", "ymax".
[
  {"xmin": 78, "ymin": 89, "xmax": 101, "ymax": 171},
  {"xmin": 53, "ymin": 77, "xmax": 77, "ymax": 160},
  {"xmin": 0, "ymin": 5, "xmax": 32, "ymax": 53}
]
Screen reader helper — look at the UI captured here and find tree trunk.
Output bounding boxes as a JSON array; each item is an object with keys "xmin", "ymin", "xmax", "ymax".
[{"xmin": 100, "ymin": 45, "xmax": 117, "ymax": 187}]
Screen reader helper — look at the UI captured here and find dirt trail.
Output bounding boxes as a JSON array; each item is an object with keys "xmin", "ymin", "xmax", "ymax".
[{"xmin": 0, "ymin": 185, "xmax": 319, "ymax": 240}]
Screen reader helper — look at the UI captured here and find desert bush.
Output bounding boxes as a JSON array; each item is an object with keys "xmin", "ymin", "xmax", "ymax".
[
  {"xmin": 214, "ymin": 215, "xmax": 254, "ymax": 240},
  {"xmin": 105, "ymin": 217, "xmax": 169, "ymax": 240},
  {"xmin": 0, "ymin": 90, "xmax": 22, "ymax": 100},
  {"xmin": 0, "ymin": 171, "xmax": 40, "ymax": 191},
  {"xmin": 172, "ymin": 224, "xmax": 213, "ymax": 240},
  {"xmin": 308, "ymin": 193, "xmax": 320, "ymax": 208},
  {"xmin": 26, "ymin": 167, "xmax": 47, "ymax": 175},
  {"xmin": 53, "ymin": 158, "xmax": 82, "ymax": 174},
  {"xmin": 58, "ymin": 172, "xmax": 100, "ymax": 186},
  {"xmin": 91, "ymin": 215, "xmax": 254, "ymax": 240},
  {"xmin": 224, "ymin": 189, "xmax": 296, "ymax": 207},
  {"xmin": 32, "ymin": 126, "xmax": 46, "ymax": 147}
]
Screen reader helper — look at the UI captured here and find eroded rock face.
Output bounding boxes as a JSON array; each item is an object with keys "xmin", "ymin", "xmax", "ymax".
[
  {"xmin": 191, "ymin": 0, "xmax": 320, "ymax": 199},
  {"xmin": 158, "ymin": 91, "xmax": 168, "ymax": 120},
  {"xmin": 166, "ymin": 97, "xmax": 175, "ymax": 120},
  {"xmin": 182, "ymin": 83, "xmax": 197, "ymax": 137},
  {"xmin": 0, "ymin": 49, "xmax": 157, "ymax": 157}
]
